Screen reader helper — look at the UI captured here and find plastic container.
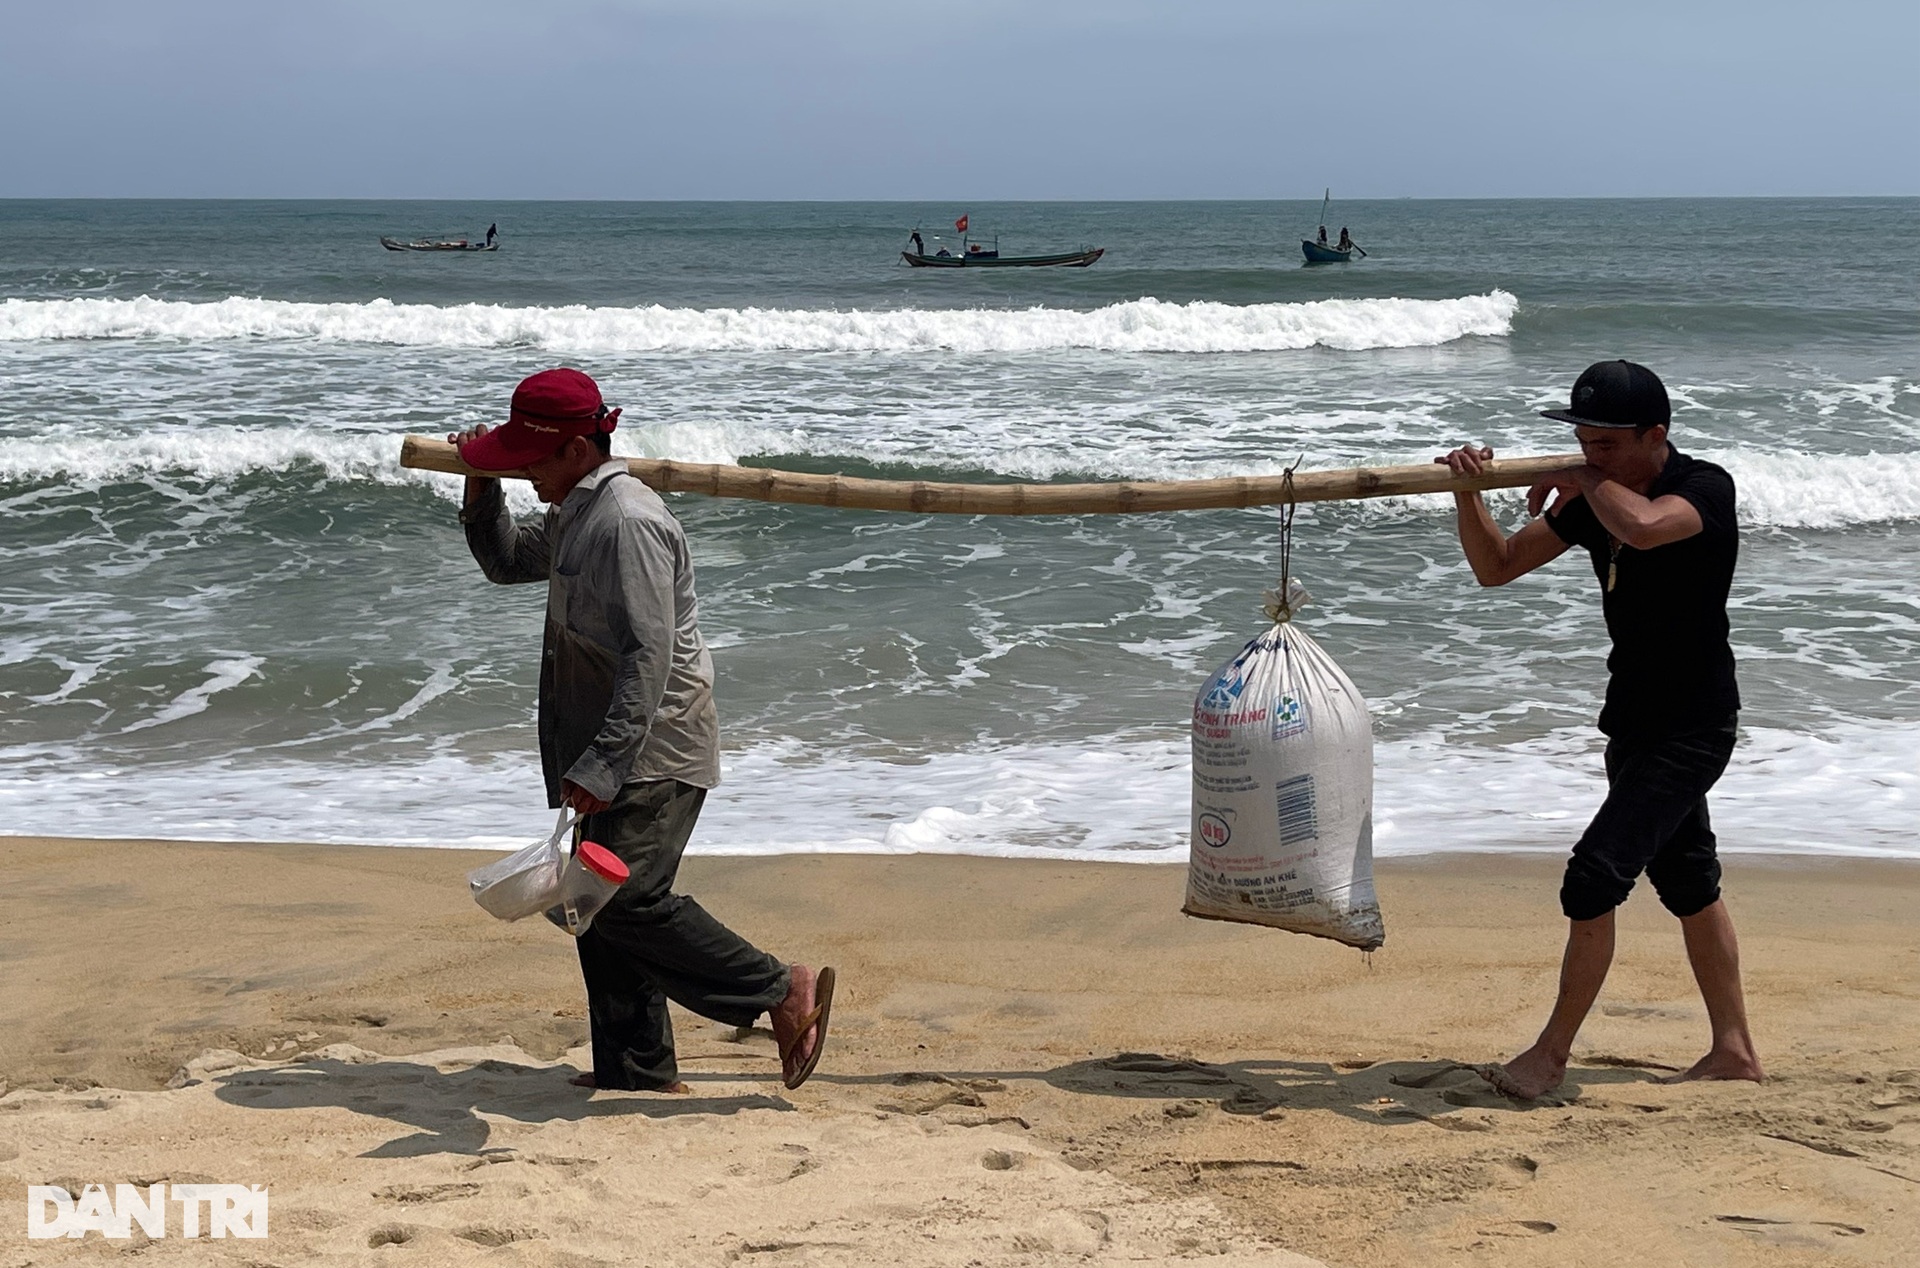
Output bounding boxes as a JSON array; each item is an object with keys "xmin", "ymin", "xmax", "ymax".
[{"xmin": 542, "ymin": 840, "xmax": 630, "ymax": 937}]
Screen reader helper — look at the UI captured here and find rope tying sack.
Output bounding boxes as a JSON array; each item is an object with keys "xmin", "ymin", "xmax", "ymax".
[{"xmin": 1262, "ymin": 458, "xmax": 1311, "ymax": 623}]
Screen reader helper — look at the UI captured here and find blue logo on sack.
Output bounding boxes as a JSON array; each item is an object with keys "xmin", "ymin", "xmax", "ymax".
[
  {"xmin": 1201, "ymin": 664, "xmax": 1251, "ymax": 711},
  {"xmin": 1272, "ymin": 693, "xmax": 1309, "ymax": 739}
]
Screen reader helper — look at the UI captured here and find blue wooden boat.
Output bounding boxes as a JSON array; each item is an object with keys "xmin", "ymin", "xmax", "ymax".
[{"xmin": 1299, "ymin": 189, "xmax": 1364, "ymax": 263}]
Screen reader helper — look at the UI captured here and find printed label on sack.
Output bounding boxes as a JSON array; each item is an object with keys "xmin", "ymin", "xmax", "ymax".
[
  {"xmin": 1271, "ymin": 693, "xmax": 1309, "ymax": 740},
  {"xmin": 1196, "ymin": 811, "xmax": 1233, "ymax": 849}
]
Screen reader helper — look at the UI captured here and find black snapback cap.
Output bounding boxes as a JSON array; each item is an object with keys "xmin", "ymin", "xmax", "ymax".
[{"xmin": 1541, "ymin": 359, "xmax": 1671, "ymax": 431}]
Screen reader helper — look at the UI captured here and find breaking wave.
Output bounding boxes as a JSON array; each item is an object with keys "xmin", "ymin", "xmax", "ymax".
[{"xmin": 0, "ymin": 291, "xmax": 1521, "ymax": 354}]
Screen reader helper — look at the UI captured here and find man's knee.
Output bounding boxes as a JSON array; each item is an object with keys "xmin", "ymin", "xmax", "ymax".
[
  {"xmin": 1560, "ymin": 852, "xmax": 1634, "ymax": 922},
  {"xmin": 1646, "ymin": 856, "xmax": 1721, "ymax": 919}
]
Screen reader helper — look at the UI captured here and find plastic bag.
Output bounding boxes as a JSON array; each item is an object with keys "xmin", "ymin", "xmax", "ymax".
[
  {"xmin": 469, "ymin": 808, "xmax": 576, "ymax": 922},
  {"xmin": 1183, "ymin": 579, "xmax": 1385, "ymax": 950}
]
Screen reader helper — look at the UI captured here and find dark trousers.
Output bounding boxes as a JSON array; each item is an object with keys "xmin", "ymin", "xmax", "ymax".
[
  {"xmin": 1561, "ymin": 720, "xmax": 1738, "ymax": 922},
  {"xmin": 574, "ymin": 780, "xmax": 789, "ymax": 1090}
]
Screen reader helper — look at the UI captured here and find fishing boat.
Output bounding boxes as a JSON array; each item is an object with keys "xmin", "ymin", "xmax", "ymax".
[
  {"xmin": 1300, "ymin": 189, "xmax": 1364, "ymax": 264},
  {"xmin": 904, "ymin": 245, "xmax": 1104, "ymax": 268},
  {"xmin": 379, "ymin": 236, "xmax": 499, "ymax": 252},
  {"xmin": 902, "ymin": 218, "xmax": 1102, "ymax": 268}
]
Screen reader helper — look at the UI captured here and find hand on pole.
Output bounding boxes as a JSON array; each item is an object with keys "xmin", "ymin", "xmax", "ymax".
[
  {"xmin": 447, "ymin": 423, "xmax": 497, "ymax": 503},
  {"xmin": 1435, "ymin": 443, "xmax": 1493, "ymax": 477}
]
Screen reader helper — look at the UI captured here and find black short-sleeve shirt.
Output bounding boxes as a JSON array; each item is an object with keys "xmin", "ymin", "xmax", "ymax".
[{"xmin": 1546, "ymin": 446, "xmax": 1741, "ymax": 738}]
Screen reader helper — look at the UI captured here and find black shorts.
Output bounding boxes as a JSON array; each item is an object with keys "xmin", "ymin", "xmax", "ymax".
[{"xmin": 1561, "ymin": 720, "xmax": 1738, "ymax": 922}]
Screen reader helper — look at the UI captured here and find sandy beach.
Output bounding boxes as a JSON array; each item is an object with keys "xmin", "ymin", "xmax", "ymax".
[{"xmin": 2, "ymin": 837, "xmax": 1916, "ymax": 1266}]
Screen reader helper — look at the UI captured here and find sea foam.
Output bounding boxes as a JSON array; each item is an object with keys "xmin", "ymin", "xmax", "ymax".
[
  {"xmin": 0, "ymin": 722, "xmax": 1911, "ymax": 861},
  {"xmin": 0, "ymin": 291, "xmax": 1520, "ymax": 354}
]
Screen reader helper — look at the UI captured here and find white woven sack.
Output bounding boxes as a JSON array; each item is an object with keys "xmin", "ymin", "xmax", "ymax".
[{"xmin": 1184, "ymin": 582, "xmax": 1384, "ymax": 950}]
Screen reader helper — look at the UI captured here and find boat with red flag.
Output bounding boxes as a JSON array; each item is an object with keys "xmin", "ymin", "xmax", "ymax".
[{"xmin": 903, "ymin": 214, "xmax": 1103, "ymax": 268}]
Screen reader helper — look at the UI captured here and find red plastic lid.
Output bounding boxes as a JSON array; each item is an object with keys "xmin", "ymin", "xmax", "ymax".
[{"xmin": 577, "ymin": 841, "xmax": 629, "ymax": 885}]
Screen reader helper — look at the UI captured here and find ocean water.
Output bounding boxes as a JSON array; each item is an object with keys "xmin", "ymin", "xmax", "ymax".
[{"xmin": 1, "ymin": 198, "xmax": 1915, "ymax": 860}]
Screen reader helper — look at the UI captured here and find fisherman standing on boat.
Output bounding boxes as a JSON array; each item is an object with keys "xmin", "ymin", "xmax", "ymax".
[
  {"xmin": 1337, "ymin": 227, "xmax": 1353, "ymax": 252},
  {"xmin": 1317, "ymin": 225, "xmax": 1329, "ymax": 246},
  {"xmin": 448, "ymin": 368, "xmax": 834, "ymax": 1094},
  {"xmin": 1436, "ymin": 359, "xmax": 1761, "ymax": 1100},
  {"xmin": 486, "ymin": 223, "xmax": 498, "ymax": 248},
  {"xmin": 910, "ymin": 230, "xmax": 925, "ymax": 256}
]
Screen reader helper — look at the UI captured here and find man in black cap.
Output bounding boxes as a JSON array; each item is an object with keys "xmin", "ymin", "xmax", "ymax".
[{"xmin": 1436, "ymin": 359, "xmax": 1761, "ymax": 1100}]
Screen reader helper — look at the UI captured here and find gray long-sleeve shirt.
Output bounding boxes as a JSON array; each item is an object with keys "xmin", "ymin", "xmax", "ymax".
[{"xmin": 460, "ymin": 460, "xmax": 721, "ymax": 804}]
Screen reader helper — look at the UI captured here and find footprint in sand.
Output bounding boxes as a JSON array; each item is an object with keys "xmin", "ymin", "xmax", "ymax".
[
  {"xmin": 1219, "ymin": 1087, "xmax": 1282, "ymax": 1116},
  {"xmin": 1488, "ymin": 1155, "xmax": 1539, "ymax": 1188},
  {"xmin": 1385, "ymin": 1062, "xmax": 1569, "ymax": 1107},
  {"xmin": 374, "ymin": 1183, "xmax": 482, "ymax": 1204},
  {"xmin": 1388, "ymin": 1062, "xmax": 1474, "ymax": 1090},
  {"xmin": 1717, "ymin": 1215, "xmax": 1866, "ymax": 1247},
  {"xmin": 455, "ymin": 1225, "xmax": 543, "ymax": 1246},
  {"xmin": 1583, "ymin": 1053, "xmax": 1683, "ymax": 1072},
  {"xmin": 1599, "ymin": 1003, "xmax": 1690, "ymax": 1021},
  {"xmin": 877, "ymin": 1073, "xmax": 988, "ymax": 1114},
  {"xmin": 1100, "ymin": 1053, "xmax": 1236, "ymax": 1084},
  {"xmin": 1378, "ymin": 1105, "xmax": 1495, "ymax": 1133},
  {"xmin": 1443, "ymin": 1084, "xmax": 1570, "ymax": 1109}
]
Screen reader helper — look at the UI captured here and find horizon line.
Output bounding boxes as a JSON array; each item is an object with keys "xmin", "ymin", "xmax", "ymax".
[{"xmin": 3, "ymin": 193, "xmax": 1918, "ymax": 204}]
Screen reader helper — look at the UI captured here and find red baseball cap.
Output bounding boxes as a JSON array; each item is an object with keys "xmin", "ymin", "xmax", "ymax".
[{"xmin": 458, "ymin": 368, "xmax": 621, "ymax": 472}]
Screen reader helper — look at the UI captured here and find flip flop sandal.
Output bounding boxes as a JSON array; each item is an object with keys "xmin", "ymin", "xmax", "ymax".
[{"xmin": 781, "ymin": 966, "xmax": 836, "ymax": 1090}]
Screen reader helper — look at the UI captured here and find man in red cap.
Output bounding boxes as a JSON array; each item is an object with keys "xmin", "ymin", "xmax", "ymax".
[
  {"xmin": 1436, "ymin": 360, "xmax": 1760, "ymax": 1101},
  {"xmin": 449, "ymin": 367, "xmax": 834, "ymax": 1093}
]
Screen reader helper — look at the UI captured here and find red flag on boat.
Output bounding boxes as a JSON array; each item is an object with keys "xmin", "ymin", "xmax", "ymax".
[{"xmin": 955, "ymin": 214, "xmax": 969, "ymax": 233}]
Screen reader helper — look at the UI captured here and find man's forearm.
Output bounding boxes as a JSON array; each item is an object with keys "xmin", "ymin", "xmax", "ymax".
[
  {"xmin": 1453, "ymin": 492, "xmax": 1512, "ymax": 586},
  {"xmin": 1575, "ymin": 473, "xmax": 1684, "ymax": 549},
  {"xmin": 460, "ymin": 477, "xmax": 550, "ymax": 584},
  {"xmin": 463, "ymin": 475, "xmax": 493, "ymax": 512}
]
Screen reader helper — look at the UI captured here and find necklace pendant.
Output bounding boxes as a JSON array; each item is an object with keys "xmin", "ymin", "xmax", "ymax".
[{"xmin": 1606, "ymin": 561, "xmax": 1617, "ymax": 593}]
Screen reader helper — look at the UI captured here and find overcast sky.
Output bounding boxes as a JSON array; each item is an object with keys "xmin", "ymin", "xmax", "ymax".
[{"xmin": 4, "ymin": 0, "xmax": 1915, "ymax": 199}]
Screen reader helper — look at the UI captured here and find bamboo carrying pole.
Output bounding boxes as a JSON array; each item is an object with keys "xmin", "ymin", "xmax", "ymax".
[{"xmin": 398, "ymin": 435, "xmax": 1581, "ymax": 515}]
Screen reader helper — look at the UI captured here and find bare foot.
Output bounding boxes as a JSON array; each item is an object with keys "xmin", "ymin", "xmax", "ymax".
[
  {"xmin": 568, "ymin": 1071, "xmax": 691, "ymax": 1094},
  {"xmin": 1666, "ymin": 1046, "xmax": 1763, "ymax": 1085},
  {"xmin": 1478, "ymin": 1043, "xmax": 1569, "ymax": 1100},
  {"xmin": 769, "ymin": 964, "xmax": 820, "ymax": 1085}
]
